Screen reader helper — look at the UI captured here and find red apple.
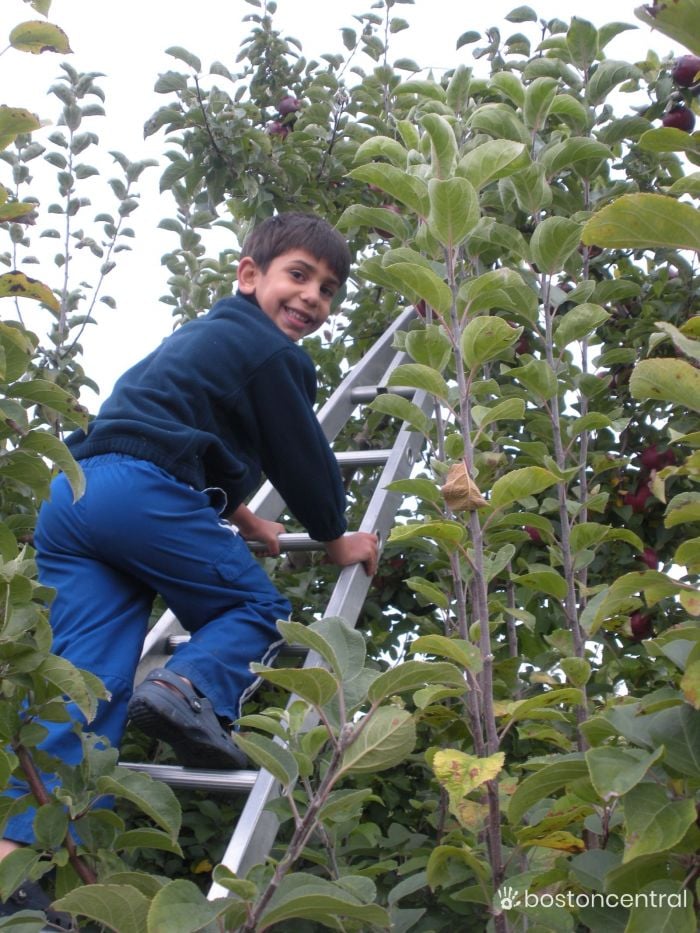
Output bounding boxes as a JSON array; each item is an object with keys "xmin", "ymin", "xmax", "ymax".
[
  {"xmin": 278, "ymin": 95, "xmax": 301, "ymax": 116},
  {"xmin": 639, "ymin": 547, "xmax": 658, "ymax": 570},
  {"xmin": 672, "ymin": 54, "xmax": 700, "ymax": 88},
  {"xmin": 624, "ymin": 483, "xmax": 651, "ymax": 513},
  {"xmin": 662, "ymin": 105, "xmax": 696, "ymax": 133},
  {"xmin": 630, "ymin": 611, "xmax": 654, "ymax": 642},
  {"xmin": 266, "ymin": 120, "xmax": 290, "ymax": 139},
  {"xmin": 415, "ymin": 299, "xmax": 428, "ymax": 318},
  {"xmin": 524, "ymin": 526, "xmax": 544, "ymax": 545},
  {"xmin": 639, "ymin": 445, "xmax": 676, "ymax": 472}
]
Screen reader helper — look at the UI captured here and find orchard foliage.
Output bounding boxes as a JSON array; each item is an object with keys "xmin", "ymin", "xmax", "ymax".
[{"xmin": 0, "ymin": 0, "xmax": 699, "ymax": 931}]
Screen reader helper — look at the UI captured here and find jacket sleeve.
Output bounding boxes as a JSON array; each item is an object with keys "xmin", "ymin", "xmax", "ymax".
[{"xmin": 244, "ymin": 348, "xmax": 348, "ymax": 542}]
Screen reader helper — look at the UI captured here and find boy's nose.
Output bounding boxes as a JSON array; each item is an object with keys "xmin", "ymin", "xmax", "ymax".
[{"xmin": 300, "ymin": 282, "xmax": 320, "ymax": 306}]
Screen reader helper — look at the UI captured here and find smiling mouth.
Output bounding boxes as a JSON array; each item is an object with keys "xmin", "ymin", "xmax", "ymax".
[{"xmin": 284, "ymin": 306, "xmax": 313, "ymax": 327}]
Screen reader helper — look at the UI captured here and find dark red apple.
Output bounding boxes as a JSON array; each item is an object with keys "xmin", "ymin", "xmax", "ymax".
[
  {"xmin": 524, "ymin": 526, "xmax": 544, "ymax": 545},
  {"xmin": 415, "ymin": 299, "xmax": 428, "ymax": 318},
  {"xmin": 672, "ymin": 54, "xmax": 700, "ymax": 88},
  {"xmin": 639, "ymin": 547, "xmax": 658, "ymax": 570},
  {"xmin": 266, "ymin": 120, "xmax": 290, "ymax": 139},
  {"xmin": 630, "ymin": 611, "xmax": 654, "ymax": 642},
  {"xmin": 623, "ymin": 482, "xmax": 652, "ymax": 513},
  {"xmin": 278, "ymin": 95, "xmax": 301, "ymax": 116},
  {"xmin": 639, "ymin": 445, "xmax": 676, "ymax": 472},
  {"xmin": 662, "ymin": 105, "xmax": 696, "ymax": 133}
]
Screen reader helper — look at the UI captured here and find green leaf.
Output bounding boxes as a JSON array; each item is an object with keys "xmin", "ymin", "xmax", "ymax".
[
  {"xmin": 318, "ymin": 788, "xmax": 378, "ymax": 824},
  {"xmin": 554, "ymin": 303, "xmax": 610, "ymax": 348},
  {"xmin": 490, "ymin": 466, "xmax": 559, "ymax": 510},
  {"xmin": 380, "ymin": 262, "xmax": 453, "ymax": 315},
  {"xmin": 622, "ymin": 783, "xmax": 697, "ymax": 862},
  {"xmin": 457, "ymin": 139, "xmax": 528, "ymax": 190},
  {"xmin": 472, "ymin": 398, "xmax": 526, "ymax": 429},
  {"xmin": 625, "ymin": 879, "xmax": 697, "ymax": 932},
  {"xmin": 368, "ymin": 660, "xmax": 465, "ymax": 703},
  {"xmin": 421, "ymin": 114, "xmax": 458, "ymax": 178},
  {"xmin": 340, "ymin": 707, "xmax": 416, "ymax": 775},
  {"xmin": 9, "ymin": 20, "xmax": 71, "ymax": 54},
  {"xmin": 427, "ymin": 177, "xmax": 480, "ymax": 248},
  {"xmin": 348, "ymin": 163, "xmax": 429, "ymax": 216},
  {"xmin": 36, "ymin": 655, "xmax": 107, "ymax": 722},
  {"xmin": 582, "ymin": 193, "xmax": 700, "ymax": 252},
  {"xmin": 469, "ymin": 104, "xmax": 530, "ymax": 144},
  {"xmin": 587, "ymin": 60, "xmax": 642, "ymax": 105},
  {"xmin": 20, "ymin": 431, "xmax": 84, "ymax": 500},
  {"xmin": 310, "ymin": 617, "xmax": 368, "ymax": 682},
  {"xmin": 54, "ymin": 884, "xmax": 149, "ymax": 933},
  {"xmin": 499, "ymin": 688, "xmax": 584, "ymax": 726},
  {"xmin": 0, "ymin": 847, "xmax": 42, "ymax": 901},
  {"xmin": 458, "ymin": 267, "xmax": 538, "ymax": 322},
  {"xmin": 514, "ymin": 358, "xmax": 559, "ymax": 400},
  {"xmin": 507, "ymin": 5, "xmax": 538, "ymax": 22},
  {"xmin": 385, "ymin": 478, "xmax": 441, "ymax": 505},
  {"xmin": 582, "ymin": 571, "xmax": 691, "ymax": 636},
  {"xmin": 387, "ymin": 362, "xmax": 449, "ymax": 401},
  {"xmin": 405, "ymin": 577, "xmax": 450, "ymax": 610},
  {"xmin": 646, "ymin": 705, "xmax": 700, "ymax": 777},
  {"xmin": 165, "ymin": 46, "xmax": 202, "ymax": 72},
  {"xmin": 461, "ymin": 315, "xmax": 520, "ymax": 369},
  {"xmin": 259, "ymin": 874, "xmax": 390, "ymax": 928},
  {"xmin": 96, "ymin": 770, "xmax": 181, "ymax": 839},
  {"xmin": 405, "ymin": 324, "xmax": 452, "ymax": 372},
  {"xmin": 249, "ymin": 664, "xmax": 338, "ymax": 708},
  {"xmin": 516, "ymin": 570, "xmax": 568, "ymax": 600},
  {"xmin": 410, "ymin": 634, "xmax": 483, "ymax": 673},
  {"xmin": 508, "ymin": 756, "xmax": 588, "ymax": 824},
  {"xmin": 585, "ymin": 746, "xmax": 665, "ymax": 801},
  {"xmin": 630, "ymin": 358, "xmax": 700, "ymax": 413},
  {"xmin": 394, "ymin": 79, "xmax": 446, "ymax": 102},
  {"xmin": 114, "ymin": 828, "xmax": 183, "ymax": 856},
  {"xmin": 523, "ymin": 77, "xmax": 558, "ymax": 131},
  {"xmin": 567, "ymin": 16, "xmax": 598, "ymax": 69},
  {"xmin": 388, "ymin": 520, "xmax": 465, "ymax": 547},
  {"xmin": 639, "ymin": 126, "xmax": 700, "ymax": 156},
  {"xmin": 530, "ymin": 217, "xmax": 582, "ymax": 274},
  {"xmin": 6, "ymin": 378, "xmax": 88, "ymax": 429},
  {"xmin": 233, "ymin": 732, "xmax": 298, "ymax": 787},
  {"xmin": 654, "ymin": 322, "xmax": 700, "ymax": 362},
  {"xmin": 147, "ymin": 879, "xmax": 231, "ymax": 932},
  {"xmin": 275, "ymin": 618, "xmax": 341, "ymax": 674},
  {"xmin": 354, "ymin": 135, "xmax": 408, "ymax": 167},
  {"xmin": 635, "ymin": 0, "xmax": 700, "ymax": 57},
  {"xmin": 370, "ymin": 393, "xmax": 431, "ymax": 435}
]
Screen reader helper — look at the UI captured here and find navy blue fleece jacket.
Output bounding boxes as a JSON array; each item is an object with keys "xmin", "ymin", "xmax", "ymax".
[{"xmin": 67, "ymin": 293, "xmax": 348, "ymax": 542}]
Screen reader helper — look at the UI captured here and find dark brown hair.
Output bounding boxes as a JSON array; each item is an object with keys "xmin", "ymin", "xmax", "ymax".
[{"xmin": 240, "ymin": 212, "xmax": 351, "ymax": 285}]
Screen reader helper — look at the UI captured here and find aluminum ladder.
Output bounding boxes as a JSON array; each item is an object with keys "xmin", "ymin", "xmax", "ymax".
[{"xmin": 122, "ymin": 304, "xmax": 431, "ymax": 889}]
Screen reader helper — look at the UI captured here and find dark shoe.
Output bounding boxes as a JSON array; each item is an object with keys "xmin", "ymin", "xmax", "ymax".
[
  {"xmin": 0, "ymin": 878, "xmax": 77, "ymax": 931},
  {"xmin": 127, "ymin": 667, "xmax": 247, "ymax": 770}
]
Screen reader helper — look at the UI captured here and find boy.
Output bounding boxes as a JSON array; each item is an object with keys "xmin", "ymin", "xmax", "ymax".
[{"xmin": 0, "ymin": 213, "xmax": 378, "ymax": 907}]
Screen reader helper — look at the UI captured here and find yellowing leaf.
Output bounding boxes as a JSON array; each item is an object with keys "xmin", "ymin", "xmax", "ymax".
[
  {"xmin": 433, "ymin": 749, "xmax": 505, "ymax": 799},
  {"xmin": 9, "ymin": 20, "xmax": 72, "ymax": 54},
  {"xmin": 0, "ymin": 271, "xmax": 59, "ymax": 311},
  {"xmin": 680, "ymin": 660, "xmax": 700, "ymax": 709},
  {"xmin": 454, "ymin": 799, "xmax": 489, "ymax": 832},
  {"xmin": 440, "ymin": 462, "xmax": 487, "ymax": 511},
  {"xmin": 0, "ymin": 106, "xmax": 41, "ymax": 150},
  {"xmin": 521, "ymin": 831, "xmax": 585, "ymax": 853}
]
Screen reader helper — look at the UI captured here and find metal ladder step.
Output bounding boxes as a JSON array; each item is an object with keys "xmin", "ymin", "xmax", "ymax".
[{"xmin": 123, "ymin": 762, "xmax": 258, "ymax": 792}]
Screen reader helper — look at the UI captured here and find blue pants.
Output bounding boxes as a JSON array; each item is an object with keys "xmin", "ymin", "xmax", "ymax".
[{"xmin": 4, "ymin": 453, "xmax": 290, "ymax": 843}]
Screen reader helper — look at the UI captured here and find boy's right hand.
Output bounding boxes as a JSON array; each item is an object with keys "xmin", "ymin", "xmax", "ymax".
[{"xmin": 324, "ymin": 532, "xmax": 379, "ymax": 577}]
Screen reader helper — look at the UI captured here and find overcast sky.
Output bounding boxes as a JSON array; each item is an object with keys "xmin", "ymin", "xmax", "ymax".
[{"xmin": 7, "ymin": 0, "xmax": 685, "ymax": 403}]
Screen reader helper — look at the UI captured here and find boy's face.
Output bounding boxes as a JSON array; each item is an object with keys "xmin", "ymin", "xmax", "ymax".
[{"xmin": 237, "ymin": 249, "xmax": 341, "ymax": 342}]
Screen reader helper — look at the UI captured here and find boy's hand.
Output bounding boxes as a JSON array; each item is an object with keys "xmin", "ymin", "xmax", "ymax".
[
  {"xmin": 324, "ymin": 532, "xmax": 379, "ymax": 577},
  {"xmin": 230, "ymin": 504, "xmax": 285, "ymax": 557},
  {"xmin": 241, "ymin": 517, "xmax": 286, "ymax": 557}
]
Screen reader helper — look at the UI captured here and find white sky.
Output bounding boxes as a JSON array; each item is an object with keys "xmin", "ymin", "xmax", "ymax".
[{"xmin": 5, "ymin": 0, "xmax": 685, "ymax": 403}]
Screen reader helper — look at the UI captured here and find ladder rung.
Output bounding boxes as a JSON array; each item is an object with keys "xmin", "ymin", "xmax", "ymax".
[
  {"xmin": 121, "ymin": 761, "xmax": 258, "ymax": 792},
  {"xmin": 247, "ymin": 532, "xmax": 322, "ymax": 554},
  {"xmin": 335, "ymin": 449, "xmax": 392, "ymax": 466},
  {"xmin": 166, "ymin": 635, "xmax": 307, "ymax": 658},
  {"xmin": 350, "ymin": 385, "xmax": 415, "ymax": 404}
]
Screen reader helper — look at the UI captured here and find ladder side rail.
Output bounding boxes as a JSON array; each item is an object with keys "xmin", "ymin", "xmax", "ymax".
[{"xmin": 209, "ymin": 389, "xmax": 431, "ymax": 888}]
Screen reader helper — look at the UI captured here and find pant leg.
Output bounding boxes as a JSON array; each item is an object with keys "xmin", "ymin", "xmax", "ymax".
[
  {"xmin": 66, "ymin": 454, "xmax": 291, "ymax": 721},
  {"xmin": 3, "ymin": 463, "xmax": 155, "ymax": 844}
]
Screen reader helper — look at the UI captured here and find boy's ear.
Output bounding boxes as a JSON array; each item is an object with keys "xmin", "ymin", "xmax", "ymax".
[{"xmin": 237, "ymin": 256, "xmax": 259, "ymax": 294}]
